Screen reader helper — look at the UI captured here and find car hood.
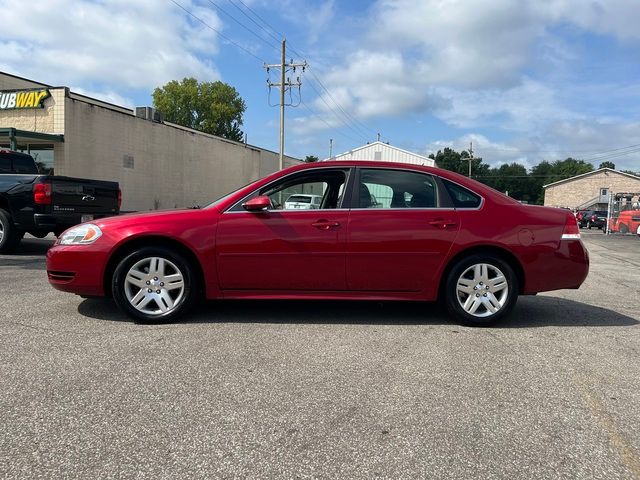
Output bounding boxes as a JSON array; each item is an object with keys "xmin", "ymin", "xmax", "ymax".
[{"xmin": 93, "ymin": 208, "xmax": 214, "ymax": 231}]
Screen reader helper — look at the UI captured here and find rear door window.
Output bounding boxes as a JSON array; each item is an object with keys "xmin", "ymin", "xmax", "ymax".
[{"xmin": 442, "ymin": 179, "xmax": 482, "ymax": 208}]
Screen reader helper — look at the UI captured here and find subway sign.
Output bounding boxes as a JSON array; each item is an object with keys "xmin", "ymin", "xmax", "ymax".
[{"xmin": 0, "ymin": 88, "xmax": 50, "ymax": 110}]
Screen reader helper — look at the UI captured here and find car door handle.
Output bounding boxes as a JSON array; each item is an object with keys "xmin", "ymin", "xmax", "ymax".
[
  {"xmin": 429, "ymin": 218, "xmax": 457, "ymax": 229},
  {"xmin": 311, "ymin": 220, "xmax": 341, "ymax": 230}
]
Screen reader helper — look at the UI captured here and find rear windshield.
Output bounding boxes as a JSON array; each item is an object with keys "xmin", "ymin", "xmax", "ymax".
[
  {"xmin": 287, "ymin": 195, "xmax": 312, "ymax": 203},
  {"xmin": 0, "ymin": 153, "xmax": 38, "ymax": 174},
  {"xmin": 594, "ymin": 211, "xmax": 607, "ymax": 216}
]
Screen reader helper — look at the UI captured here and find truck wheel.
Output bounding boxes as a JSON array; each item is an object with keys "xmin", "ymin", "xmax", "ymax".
[
  {"xmin": 112, "ymin": 246, "xmax": 198, "ymax": 323},
  {"xmin": 0, "ymin": 209, "xmax": 24, "ymax": 253},
  {"xmin": 587, "ymin": 221, "xmax": 592, "ymax": 230},
  {"xmin": 444, "ymin": 254, "xmax": 518, "ymax": 327}
]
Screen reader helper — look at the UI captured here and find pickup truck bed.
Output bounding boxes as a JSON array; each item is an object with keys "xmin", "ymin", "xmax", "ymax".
[{"xmin": 0, "ymin": 150, "xmax": 120, "ymax": 252}]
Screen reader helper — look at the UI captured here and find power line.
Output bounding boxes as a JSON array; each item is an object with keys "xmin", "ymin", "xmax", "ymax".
[
  {"xmin": 299, "ymin": 100, "xmax": 368, "ymax": 145},
  {"xmin": 204, "ymin": 0, "xmax": 281, "ymax": 50},
  {"xmin": 226, "ymin": 0, "xmax": 282, "ymax": 44},
  {"xmin": 221, "ymin": 1, "xmax": 378, "ymax": 142},
  {"xmin": 168, "ymin": 0, "xmax": 266, "ymax": 63}
]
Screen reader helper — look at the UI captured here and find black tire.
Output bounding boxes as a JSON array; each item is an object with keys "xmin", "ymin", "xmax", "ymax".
[
  {"xmin": 0, "ymin": 208, "xmax": 24, "ymax": 253},
  {"xmin": 587, "ymin": 221, "xmax": 592, "ymax": 230},
  {"xmin": 112, "ymin": 246, "xmax": 198, "ymax": 323},
  {"xmin": 444, "ymin": 254, "xmax": 518, "ymax": 327},
  {"xmin": 619, "ymin": 224, "xmax": 629, "ymax": 234}
]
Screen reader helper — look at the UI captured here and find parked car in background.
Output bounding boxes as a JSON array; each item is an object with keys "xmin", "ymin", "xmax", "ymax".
[
  {"xmin": 284, "ymin": 194, "xmax": 322, "ymax": 209},
  {"xmin": 0, "ymin": 150, "xmax": 120, "ymax": 253},
  {"xmin": 578, "ymin": 210, "xmax": 608, "ymax": 230},
  {"xmin": 47, "ymin": 161, "xmax": 589, "ymax": 327}
]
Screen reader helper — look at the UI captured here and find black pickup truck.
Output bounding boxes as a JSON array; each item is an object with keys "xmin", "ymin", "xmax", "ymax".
[{"xmin": 0, "ymin": 149, "xmax": 120, "ymax": 252}]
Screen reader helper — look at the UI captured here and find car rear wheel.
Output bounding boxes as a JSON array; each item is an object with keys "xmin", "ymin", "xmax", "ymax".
[
  {"xmin": 444, "ymin": 254, "xmax": 518, "ymax": 327},
  {"xmin": 112, "ymin": 246, "xmax": 197, "ymax": 323},
  {"xmin": 0, "ymin": 208, "xmax": 24, "ymax": 253},
  {"xmin": 619, "ymin": 224, "xmax": 629, "ymax": 234}
]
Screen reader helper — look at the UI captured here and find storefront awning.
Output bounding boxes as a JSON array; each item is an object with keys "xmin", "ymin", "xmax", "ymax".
[{"xmin": 0, "ymin": 128, "xmax": 64, "ymax": 150}]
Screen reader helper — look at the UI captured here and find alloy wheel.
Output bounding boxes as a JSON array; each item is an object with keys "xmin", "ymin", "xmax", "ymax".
[
  {"xmin": 124, "ymin": 256, "xmax": 185, "ymax": 316},
  {"xmin": 455, "ymin": 263, "xmax": 509, "ymax": 318}
]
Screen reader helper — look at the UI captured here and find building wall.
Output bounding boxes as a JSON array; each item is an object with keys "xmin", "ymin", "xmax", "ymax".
[
  {"xmin": 1, "ymin": 72, "xmax": 300, "ymax": 212},
  {"xmin": 0, "ymin": 73, "xmax": 47, "ymax": 90},
  {"xmin": 59, "ymin": 96, "xmax": 298, "ymax": 211},
  {"xmin": 332, "ymin": 142, "xmax": 435, "ymax": 166},
  {"xmin": 544, "ymin": 170, "xmax": 640, "ymax": 208}
]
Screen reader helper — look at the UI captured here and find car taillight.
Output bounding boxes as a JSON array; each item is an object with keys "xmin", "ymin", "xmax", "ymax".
[
  {"xmin": 33, "ymin": 182, "xmax": 52, "ymax": 205},
  {"xmin": 561, "ymin": 214, "xmax": 581, "ymax": 240},
  {"xmin": 591, "ymin": 215, "xmax": 597, "ymax": 221},
  {"xmin": 117, "ymin": 189, "xmax": 122, "ymax": 210}
]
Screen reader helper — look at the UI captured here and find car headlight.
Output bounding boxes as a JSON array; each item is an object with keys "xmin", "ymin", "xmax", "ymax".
[{"xmin": 57, "ymin": 224, "xmax": 103, "ymax": 245}]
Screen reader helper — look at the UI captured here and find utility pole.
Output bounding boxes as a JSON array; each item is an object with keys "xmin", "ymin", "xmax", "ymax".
[
  {"xmin": 468, "ymin": 141, "xmax": 474, "ymax": 177},
  {"xmin": 264, "ymin": 39, "xmax": 307, "ymax": 170},
  {"xmin": 329, "ymin": 138, "xmax": 333, "ymax": 159}
]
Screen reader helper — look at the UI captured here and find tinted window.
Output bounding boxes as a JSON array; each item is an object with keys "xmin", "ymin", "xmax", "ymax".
[
  {"xmin": 357, "ymin": 169, "xmax": 438, "ymax": 209},
  {"xmin": 287, "ymin": 195, "xmax": 312, "ymax": 203},
  {"xmin": 442, "ymin": 179, "xmax": 482, "ymax": 208},
  {"xmin": 0, "ymin": 155, "xmax": 10, "ymax": 173},
  {"xmin": 12, "ymin": 154, "xmax": 38, "ymax": 174}
]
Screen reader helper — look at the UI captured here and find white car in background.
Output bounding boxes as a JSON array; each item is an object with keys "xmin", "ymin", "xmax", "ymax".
[{"xmin": 284, "ymin": 194, "xmax": 322, "ymax": 209}]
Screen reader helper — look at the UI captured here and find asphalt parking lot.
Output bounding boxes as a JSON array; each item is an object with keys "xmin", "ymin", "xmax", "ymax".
[{"xmin": 1, "ymin": 231, "xmax": 639, "ymax": 479}]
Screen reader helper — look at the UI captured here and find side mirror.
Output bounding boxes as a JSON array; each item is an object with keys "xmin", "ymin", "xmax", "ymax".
[{"xmin": 243, "ymin": 195, "xmax": 271, "ymax": 212}]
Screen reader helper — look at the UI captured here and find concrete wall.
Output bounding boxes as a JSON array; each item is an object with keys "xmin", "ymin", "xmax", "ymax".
[
  {"xmin": 0, "ymin": 72, "xmax": 47, "ymax": 90},
  {"xmin": 544, "ymin": 169, "xmax": 640, "ymax": 208},
  {"xmin": 59, "ymin": 96, "xmax": 298, "ymax": 211},
  {"xmin": 1, "ymin": 71, "xmax": 300, "ymax": 212}
]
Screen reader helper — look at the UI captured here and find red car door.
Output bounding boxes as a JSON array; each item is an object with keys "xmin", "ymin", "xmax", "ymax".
[
  {"xmin": 215, "ymin": 168, "xmax": 350, "ymax": 291},
  {"xmin": 346, "ymin": 168, "xmax": 460, "ymax": 293}
]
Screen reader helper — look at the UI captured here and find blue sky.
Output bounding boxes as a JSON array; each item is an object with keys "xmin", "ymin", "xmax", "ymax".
[{"xmin": 1, "ymin": 0, "xmax": 639, "ymax": 170}]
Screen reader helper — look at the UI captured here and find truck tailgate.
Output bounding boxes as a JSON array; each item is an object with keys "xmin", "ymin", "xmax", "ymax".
[{"xmin": 51, "ymin": 177, "xmax": 119, "ymax": 219}]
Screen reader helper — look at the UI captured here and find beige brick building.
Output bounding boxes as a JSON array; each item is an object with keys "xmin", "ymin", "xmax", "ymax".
[
  {"xmin": 0, "ymin": 71, "xmax": 299, "ymax": 211},
  {"xmin": 543, "ymin": 168, "xmax": 640, "ymax": 210}
]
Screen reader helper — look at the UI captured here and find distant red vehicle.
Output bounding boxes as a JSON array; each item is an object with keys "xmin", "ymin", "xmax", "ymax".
[
  {"xmin": 47, "ymin": 161, "xmax": 589, "ymax": 326},
  {"xmin": 609, "ymin": 209, "xmax": 640, "ymax": 234}
]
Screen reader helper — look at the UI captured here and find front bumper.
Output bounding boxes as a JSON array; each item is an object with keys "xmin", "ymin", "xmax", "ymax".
[{"xmin": 46, "ymin": 244, "xmax": 110, "ymax": 296}]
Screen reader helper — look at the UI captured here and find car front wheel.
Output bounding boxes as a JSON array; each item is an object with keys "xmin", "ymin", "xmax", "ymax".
[
  {"xmin": 444, "ymin": 254, "xmax": 518, "ymax": 327},
  {"xmin": 112, "ymin": 246, "xmax": 197, "ymax": 323}
]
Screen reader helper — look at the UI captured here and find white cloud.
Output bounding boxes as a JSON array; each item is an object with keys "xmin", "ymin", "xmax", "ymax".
[{"xmin": 0, "ymin": 0, "xmax": 221, "ymax": 91}]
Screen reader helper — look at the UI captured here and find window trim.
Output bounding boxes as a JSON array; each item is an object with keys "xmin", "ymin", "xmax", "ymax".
[{"xmin": 440, "ymin": 177, "xmax": 485, "ymax": 211}]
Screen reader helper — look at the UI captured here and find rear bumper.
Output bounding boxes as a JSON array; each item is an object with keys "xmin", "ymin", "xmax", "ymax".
[
  {"xmin": 523, "ymin": 239, "xmax": 589, "ymax": 294},
  {"xmin": 46, "ymin": 244, "xmax": 109, "ymax": 296}
]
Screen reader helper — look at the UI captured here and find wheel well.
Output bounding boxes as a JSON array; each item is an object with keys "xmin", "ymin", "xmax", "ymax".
[
  {"xmin": 103, "ymin": 236, "xmax": 206, "ymax": 298},
  {"xmin": 437, "ymin": 245, "xmax": 526, "ymax": 299}
]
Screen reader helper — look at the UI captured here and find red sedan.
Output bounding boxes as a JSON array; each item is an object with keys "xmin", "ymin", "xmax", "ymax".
[{"xmin": 47, "ymin": 161, "xmax": 589, "ymax": 326}]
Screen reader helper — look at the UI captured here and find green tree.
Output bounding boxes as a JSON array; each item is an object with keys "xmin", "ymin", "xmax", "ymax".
[
  {"xmin": 304, "ymin": 155, "xmax": 319, "ymax": 163},
  {"xmin": 429, "ymin": 148, "xmax": 485, "ymax": 176},
  {"xmin": 152, "ymin": 77, "xmax": 246, "ymax": 142},
  {"xmin": 599, "ymin": 161, "xmax": 615, "ymax": 170}
]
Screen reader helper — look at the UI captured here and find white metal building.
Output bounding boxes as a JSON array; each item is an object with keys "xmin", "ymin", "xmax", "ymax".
[{"xmin": 328, "ymin": 141, "xmax": 436, "ymax": 167}]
